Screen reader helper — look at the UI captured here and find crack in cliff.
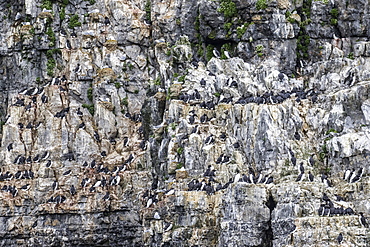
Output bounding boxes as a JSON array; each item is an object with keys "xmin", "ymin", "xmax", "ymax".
[{"xmin": 264, "ymin": 193, "xmax": 277, "ymax": 247}]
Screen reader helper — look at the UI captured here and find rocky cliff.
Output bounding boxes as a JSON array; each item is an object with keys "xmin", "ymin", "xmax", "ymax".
[{"xmin": 0, "ymin": 0, "xmax": 369, "ymax": 246}]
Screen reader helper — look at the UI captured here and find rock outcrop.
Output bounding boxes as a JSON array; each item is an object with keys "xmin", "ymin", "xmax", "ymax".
[{"xmin": 0, "ymin": 0, "xmax": 369, "ymax": 246}]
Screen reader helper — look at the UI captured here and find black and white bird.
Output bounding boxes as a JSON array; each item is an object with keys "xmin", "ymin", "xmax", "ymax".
[
  {"xmin": 20, "ymin": 184, "xmax": 30, "ymax": 191},
  {"xmin": 123, "ymin": 137, "xmax": 129, "ymax": 147},
  {"xmin": 299, "ymin": 163, "xmax": 304, "ymax": 174},
  {"xmin": 308, "ymin": 171, "xmax": 314, "ymax": 182},
  {"xmin": 309, "ymin": 155, "xmax": 315, "ymax": 166},
  {"xmin": 291, "ymin": 156, "xmax": 297, "ymax": 166},
  {"xmin": 7, "ymin": 143, "xmax": 13, "ymax": 152},
  {"xmin": 70, "ymin": 185, "xmax": 76, "ymax": 196},
  {"xmin": 343, "ymin": 169, "xmax": 352, "ymax": 182},
  {"xmin": 63, "ymin": 170, "xmax": 72, "ymax": 176},
  {"xmin": 213, "ymin": 48, "xmax": 220, "ymax": 58},
  {"xmin": 45, "ymin": 160, "xmax": 52, "ymax": 168},
  {"xmin": 41, "ymin": 151, "xmax": 50, "ymax": 160},
  {"xmin": 205, "ymin": 135, "xmax": 215, "ymax": 145},
  {"xmin": 110, "ymin": 175, "xmax": 121, "ymax": 186},
  {"xmin": 337, "ymin": 233, "xmax": 343, "ymax": 244},
  {"xmin": 77, "ymin": 107, "xmax": 83, "ymax": 116},
  {"xmin": 359, "ymin": 212, "xmax": 368, "ymax": 228},
  {"xmin": 81, "ymin": 178, "xmax": 91, "ymax": 187},
  {"xmin": 102, "ymin": 192, "xmax": 110, "ymax": 200},
  {"xmin": 52, "ymin": 181, "xmax": 58, "ymax": 191},
  {"xmin": 296, "ymin": 173, "xmax": 305, "ymax": 182},
  {"xmin": 104, "ymin": 16, "xmax": 110, "ymax": 25}
]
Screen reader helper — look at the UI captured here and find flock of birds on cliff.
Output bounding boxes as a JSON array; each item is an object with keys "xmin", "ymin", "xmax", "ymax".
[
  {"xmin": 0, "ymin": 78, "xmax": 149, "ymax": 205},
  {"xmin": 1, "ymin": 68, "xmax": 368, "ymax": 245},
  {"xmin": 178, "ymin": 75, "xmax": 318, "ymax": 107}
]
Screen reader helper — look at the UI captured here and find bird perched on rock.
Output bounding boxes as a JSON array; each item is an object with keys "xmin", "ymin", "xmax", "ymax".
[
  {"xmin": 296, "ymin": 173, "xmax": 304, "ymax": 182},
  {"xmin": 104, "ymin": 16, "xmax": 110, "ymax": 25},
  {"xmin": 308, "ymin": 171, "xmax": 314, "ymax": 182},
  {"xmin": 337, "ymin": 233, "xmax": 343, "ymax": 244},
  {"xmin": 103, "ymin": 192, "xmax": 110, "ymax": 200},
  {"xmin": 359, "ymin": 212, "xmax": 368, "ymax": 228},
  {"xmin": 70, "ymin": 185, "xmax": 76, "ymax": 196}
]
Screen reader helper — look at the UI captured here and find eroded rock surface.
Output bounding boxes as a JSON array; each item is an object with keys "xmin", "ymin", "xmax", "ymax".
[{"xmin": 0, "ymin": 0, "xmax": 369, "ymax": 246}]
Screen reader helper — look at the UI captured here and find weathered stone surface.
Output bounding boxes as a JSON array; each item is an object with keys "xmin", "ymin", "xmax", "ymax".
[{"xmin": 0, "ymin": 0, "xmax": 369, "ymax": 246}]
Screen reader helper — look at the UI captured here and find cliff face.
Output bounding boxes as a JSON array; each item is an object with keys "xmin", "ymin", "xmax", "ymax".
[{"xmin": 0, "ymin": 0, "xmax": 369, "ymax": 246}]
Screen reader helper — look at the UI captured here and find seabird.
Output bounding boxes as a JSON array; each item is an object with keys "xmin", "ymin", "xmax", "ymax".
[
  {"xmin": 249, "ymin": 168, "xmax": 255, "ymax": 184},
  {"xmin": 76, "ymin": 108, "xmax": 83, "ymax": 116},
  {"xmin": 32, "ymin": 221, "xmax": 38, "ymax": 228},
  {"xmin": 164, "ymin": 222, "xmax": 173, "ymax": 232},
  {"xmin": 13, "ymin": 98, "xmax": 25, "ymax": 106},
  {"xmin": 213, "ymin": 48, "xmax": 220, "ymax": 58},
  {"xmin": 124, "ymin": 154, "xmax": 134, "ymax": 164},
  {"xmin": 81, "ymin": 178, "xmax": 91, "ymax": 187},
  {"xmin": 33, "ymin": 154, "xmax": 40, "ymax": 163},
  {"xmin": 110, "ymin": 175, "xmax": 121, "ymax": 186},
  {"xmin": 205, "ymin": 135, "xmax": 214, "ymax": 145},
  {"xmin": 63, "ymin": 170, "xmax": 72, "ymax": 176},
  {"xmin": 74, "ymin": 63, "xmax": 81, "ymax": 73},
  {"xmin": 26, "ymin": 156, "xmax": 32, "ymax": 163},
  {"xmin": 20, "ymin": 184, "xmax": 30, "ymax": 191},
  {"xmin": 219, "ymin": 132, "xmax": 227, "ymax": 141},
  {"xmin": 309, "ymin": 155, "xmax": 315, "ymax": 166},
  {"xmin": 360, "ymin": 213, "xmax": 368, "ymax": 227},
  {"xmin": 102, "ymin": 192, "xmax": 110, "ymax": 200},
  {"xmin": 224, "ymin": 50, "xmax": 231, "ymax": 59},
  {"xmin": 123, "ymin": 137, "xmax": 129, "ymax": 147},
  {"xmin": 323, "ymin": 177, "xmax": 332, "ymax": 187},
  {"xmin": 241, "ymin": 174, "xmax": 250, "ymax": 183},
  {"xmin": 90, "ymin": 160, "xmax": 96, "ymax": 169},
  {"xmin": 70, "ymin": 185, "xmax": 76, "ymax": 196},
  {"xmin": 205, "ymin": 183, "xmax": 214, "ymax": 195},
  {"xmin": 41, "ymin": 151, "xmax": 50, "ymax": 160},
  {"xmin": 7, "ymin": 143, "xmax": 13, "ymax": 152},
  {"xmin": 154, "ymin": 212, "xmax": 161, "ymax": 220},
  {"xmin": 188, "ymin": 114, "xmax": 196, "ymax": 124},
  {"xmin": 343, "ymin": 169, "xmax": 351, "ymax": 181},
  {"xmin": 200, "ymin": 114, "xmax": 208, "ymax": 123},
  {"xmin": 104, "ymin": 16, "xmax": 110, "ymax": 25},
  {"xmin": 165, "ymin": 188, "xmax": 175, "ymax": 196},
  {"xmin": 204, "ymin": 165, "xmax": 212, "ymax": 177},
  {"xmin": 66, "ymin": 39, "xmax": 72, "ymax": 49},
  {"xmin": 89, "ymin": 185, "xmax": 96, "ymax": 192},
  {"xmin": 52, "ymin": 181, "xmax": 58, "ymax": 191},
  {"xmin": 200, "ymin": 78, "xmax": 206, "ymax": 86},
  {"xmin": 110, "ymin": 138, "xmax": 117, "ymax": 145},
  {"xmin": 93, "ymin": 180, "xmax": 102, "ymax": 188},
  {"xmin": 296, "ymin": 173, "xmax": 304, "ymax": 182},
  {"xmin": 15, "ymin": 171, "xmax": 22, "ymax": 179},
  {"xmin": 335, "ymin": 194, "xmax": 344, "ymax": 201},
  {"xmin": 101, "ymin": 151, "xmax": 107, "ymax": 157},
  {"xmin": 94, "ymin": 131, "xmax": 100, "ymax": 142},
  {"xmin": 78, "ymin": 122, "xmax": 85, "ymax": 129},
  {"xmin": 318, "ymin": 205, "xmax": 325, "ymax": 216},
  {"xmin": 308, "ymin": 171, "xmax": 314, "ymax": 182},
  {"xmin": 278, "ymin": 73, "xmax": 284, "ymax": 81},
  {"xmin": 344, "ymin": 207, "xmax": 354, "ymax": 215},
  {"xmin": 139, "ymin": 140, "xmax": 147, "ymax": 150},
  {"xmin": 299, "ymin": 163, "xmax": 304, "ymax": 174},
  {"xmin": 337, "ymin": 233, "xmax": 343, "ymax": 244},
  {"xmin": 234, "ymin": 173, "xmax": 241, "ymax": 183},
  {"xmin": 291, "ymin": 156, "xmax": 297, "ymax": 166},
  {"xmin": 294, "ymin": 132, "xmax": 301, "ymax": 140},
  {"xmin": 46, "ymin": 160, "xmax": 52, "ymax": 168}
]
